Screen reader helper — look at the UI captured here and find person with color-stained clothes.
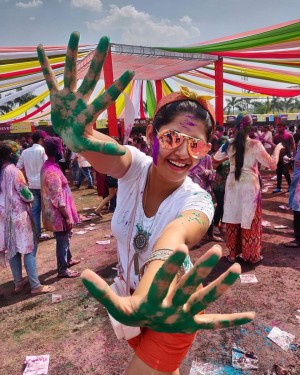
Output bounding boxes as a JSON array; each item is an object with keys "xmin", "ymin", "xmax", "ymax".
[
  {"xmin": 0, "ymin": 142, "xmax": 55, "ymax": 295},
  {"xmin": 37, "ymin": 32, "xmax": 256, "ymax": 375},
  {"xmin": 213, "ymin": 114, "xmax": 284, "ymax": 264},
  {"xmin": 285, "ymin": 140, "xmax": 300, "ymax": 248},
  {"xmin": 41, "ymin": 137, "xmax": 81, "ymax": 278}
]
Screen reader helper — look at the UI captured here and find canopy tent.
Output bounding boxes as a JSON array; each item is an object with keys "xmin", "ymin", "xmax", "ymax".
[{"xmin": 0, "ymin": 18, "xmax": 299, "ymax": 133}]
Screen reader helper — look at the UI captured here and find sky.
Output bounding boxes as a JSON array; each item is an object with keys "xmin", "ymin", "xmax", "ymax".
[{"xmin": 1, "ymin": 0, "xmax": 300, "ymax": 47}]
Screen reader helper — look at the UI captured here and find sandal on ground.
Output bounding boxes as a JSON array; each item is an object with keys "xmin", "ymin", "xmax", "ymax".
[
  {"xmin": 210, "ymin": 235, "xmax": 224, "ymax": 242},
  {"xmin": 225, "ymin": 256, "xmax": 236, "ymax": 263},
  {"xmin": 31, "ymin": 285, "xmax": 55, "ymax": 295},
  {"xmin": 250, "ymin": 255, "xmax": 264, "ymax": 264},
  {"xmin": 57, "ymin": 269, "xmax": 80, "ymax": 278},
  {"xmin": 15, "ymin": 277, "xmax": 29, "ymax": 293},
  {"xmin": 284, "ymin": 240, "xmax": 300, "ymax": 248},
  {"xmin": 94, "ymin": 211, "xmax": 103, "ymax": 218},
  {"xmin": 68, "ymin": 259, "xmax": 81, "ymax": 267}
]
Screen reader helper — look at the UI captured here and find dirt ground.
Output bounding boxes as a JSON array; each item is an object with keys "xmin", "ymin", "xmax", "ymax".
[{"xmin": 0, "ymin": 170, "xmax": 299, "ymax": 375}]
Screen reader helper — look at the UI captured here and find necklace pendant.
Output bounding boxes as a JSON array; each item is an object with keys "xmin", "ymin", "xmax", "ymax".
[
  {"xmin": 133, "ymin": 225, "xmax": 150, "ymax": 254},
  {"xmin": 133, "ymin": 231, "xmax": 149, "ymax": 253}
]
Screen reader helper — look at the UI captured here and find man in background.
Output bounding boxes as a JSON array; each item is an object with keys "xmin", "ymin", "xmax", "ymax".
[{"xmin": 17, "ymin": 130, "xmax": 47, "ymax": 239}]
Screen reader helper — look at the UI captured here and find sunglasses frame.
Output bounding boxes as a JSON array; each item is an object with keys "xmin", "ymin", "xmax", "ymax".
[{"xmin": 155, "ymin": 129, "xmax": 211, "ymax": 159}]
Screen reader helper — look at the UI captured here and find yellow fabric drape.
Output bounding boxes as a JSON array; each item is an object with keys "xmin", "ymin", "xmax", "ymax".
[{"xmin": 176, "ymin": 75, "xmax": 269, "ymax": 98}]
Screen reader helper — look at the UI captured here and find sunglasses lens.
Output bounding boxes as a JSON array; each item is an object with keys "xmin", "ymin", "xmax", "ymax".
[
  {"xmin": 188, "ymin": 139, "xmax": 209, "ymax": 159},
  {"xmin": 159, "ymin": 130, "xmax": 183, "ymax": 149}
]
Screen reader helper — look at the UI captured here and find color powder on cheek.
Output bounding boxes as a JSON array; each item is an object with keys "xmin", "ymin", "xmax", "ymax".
[{"xmin": 152, "ymin": 137, "xmax": 159, "ymax": 165}]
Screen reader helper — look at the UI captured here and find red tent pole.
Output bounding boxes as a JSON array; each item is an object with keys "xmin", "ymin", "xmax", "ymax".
[
  {"xmin": 155, "ymin": 80, "xmax": 163, "ymax": 103},
  {"xmin": 103, "ymin": 46, "xmax": 118, "ymax": 136},
  {"xmin": 214, "ymin": 57, "xmax": 224, "ymax": 125}
]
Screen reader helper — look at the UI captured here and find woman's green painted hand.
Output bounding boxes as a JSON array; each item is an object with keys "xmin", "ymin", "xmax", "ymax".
[
  {"xmin": 37, "ymin": 32, "xmax": 134, "ymax": 154},
  {"xmin": 82, "ymin": 245, "xmax": 255, "ymax": 334}
]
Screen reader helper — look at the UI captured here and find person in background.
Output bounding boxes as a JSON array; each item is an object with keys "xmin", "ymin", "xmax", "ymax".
[
  {"xmin": 41, "ymin": 137, "xmax": 81, "ymax": 278},
  {"xmin": 212, "ymin": 136, "xmax": 230, "ymax": 236},
  {"xmin": 94, "ymin": 174, "xmax": 118, "ymax": 217},
  {"xmin": 0, "ymin": 142, "xmax": 54, "ymax": 295},
  {"xmin": 272, "ymin": 121, "xmax": 296, "ymax": 193},
  {"xmin": 259, "ymin": 125, "xmax": 273, "ymax": 155},
  {"xmin": 213, "ymin": 114, "xmax": 284, "ymax": 264},
  {"xmin": 69, "ymin": 150, "xmax": 80, "ymax": 186},
  {"xmin": 293, "ymin": 124, "xmax": 300, "ymax": 145},
  {"xmin": 285, "ymin": 140, "xmax": 300, "ymax": 248},
  {"xmin": 75, "ymin": 153, "xmax": 94, "ymax": 189},
  {"xmin": 188, "ymin": 154, "xmax": 223, "ymax": 242},
  {"xmin": 17, "ymin": 130, "xmax": 47, "ymax": 240}
]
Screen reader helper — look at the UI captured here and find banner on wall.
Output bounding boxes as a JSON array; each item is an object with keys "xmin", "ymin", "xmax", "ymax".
[
  {"xmin": 10, "ymin": 122, "xmax": 32, "ymax": 133},
  {"xmin": 0, "ymin": 123, "xmax": 11, "ymax": 134}
]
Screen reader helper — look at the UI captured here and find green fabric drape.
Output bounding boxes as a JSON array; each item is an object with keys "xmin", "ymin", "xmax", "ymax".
[
  {"xmin": 158, "ymin": 22, "xmax": 300, "ymax": 53},
  {"xmin": 146, "ymin": 80, "xmax": 156, "ymax": 118}
]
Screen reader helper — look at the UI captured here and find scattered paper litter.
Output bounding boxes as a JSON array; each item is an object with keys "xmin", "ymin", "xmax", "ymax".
[
  {"xmin": 295, "ymin": 315, "xmax": 300, "ymax": 324},
  {"xmin": 52, "ymin": 294, "xmax": 62, "ymax": 303},
  {"xmin": 262, "ymin": 220, "xmax": 271, "ymax": 227},
  {"xmin": 239, "ymin": 274, "xmax": 258, "ymax": 283},
  {"xmin": 104, "ymin": 234, "xmax": 114, "ymax": 238},
  {"xmin": 279, "ymin": 205, "xmax": 290, "ymax": 210},
  {"xmin": 271, "ymin": 175, "xmax": 277, "ymax": 180},
  {"xmin": 74, "ymin": 230, "xmax": 87, "ymax": 235},
  {"xmin": 83, "ymin": 226, "xmax": 97, "ymax": 231},
  {"xmin": 23, "ymin": 355, "xmax": 50, "ymax": 375},
  {"xmin": 274, "ymin": 225, "xmax": 289, "ymax": 229},
  {"xmin": 81, "ymin": 217, "xmax": 92, "ymax": 222},
  {"xmin": 96, "ymin": 240, "xmax": 111, "ymax": 245},
  {"xmin": 189, "ymin": 360, "xmax": 225, "ymax": 375},
  {"xmin": 267, "ymin": 326, "xmax": 295, "ymax": 351},
  {"xmin": 89, "ymin": 213, "xmax": 97, "ymax": 217},
  {"xmin": 262, "ymin": 188, "xmax": 269, "ymax": 193},
  {"xmin": 89, "ymin": 223, "xmax": 96, "ymax": 227},
  {"xmin": 83, "ymin": 207, "xmax": 91, "ymax": 210},
  {"xmin": 232, "ymin": 345, "xmax": 258, "ymax": 370}
]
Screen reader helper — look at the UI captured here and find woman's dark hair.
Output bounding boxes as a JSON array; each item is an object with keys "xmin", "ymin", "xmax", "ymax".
[
  {"xmin": 0, "ymin": 142, "xmax": 13, "ymax": 192},
  {"xmin": 152, "ymin": 100, "xmax": 213, "ymax": 141},
  {"xmin": 231, "ymin": 114, "xmax": 253, "ymax": 181},
  {"xmin": 43, "ymin": 136, "xmax": 62, "ymax": 157},
  {"xmin": 0, "ymin": 142, "xmax": 13, "ymax": 167}
]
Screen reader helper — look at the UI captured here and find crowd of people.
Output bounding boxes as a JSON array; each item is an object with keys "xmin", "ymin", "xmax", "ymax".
[{"xmin": 0, "ymin": 32, "xmax": 299, "ymax": 374}]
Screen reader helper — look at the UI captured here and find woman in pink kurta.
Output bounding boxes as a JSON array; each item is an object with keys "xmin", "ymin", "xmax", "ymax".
[
  {"xmin": 213, "ymin": 114, "xmax": 283, "ymax": 264},
  {"xmin": 0, "ymin": 142, "xmax": 54, "ymax": 295},
  {"xmin": 41, "ymin": 137, "xmax": 80, "ymax": 278}
]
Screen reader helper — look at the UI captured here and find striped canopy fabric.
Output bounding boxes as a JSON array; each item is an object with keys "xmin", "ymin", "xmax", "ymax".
[{"xmin": 0, "ymin": 19, "xmax": 300, "ymax": 123}]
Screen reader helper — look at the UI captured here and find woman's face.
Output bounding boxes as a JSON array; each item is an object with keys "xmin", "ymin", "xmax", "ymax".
[{"xmin": 147, "ymin": 112, "xmax": 209, "ymax": 184}]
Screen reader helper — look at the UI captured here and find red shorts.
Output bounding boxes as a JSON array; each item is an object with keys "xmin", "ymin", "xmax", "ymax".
[{"xmin": 128, "ymin": 328, "xmax": 197, "ymax": 372}]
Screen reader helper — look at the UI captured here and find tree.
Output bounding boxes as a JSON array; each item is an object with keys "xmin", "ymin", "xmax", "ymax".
[
  {"xmin": 0, "ymin": 93, "xmax": 14, "ymax": 115},
  {"xmin": 224, "ymin": 97, "xmax": 243, "ymax": 115},
  {"xmin": 269, "ymin": 97, "xmax": 283, "ymax": 114}
]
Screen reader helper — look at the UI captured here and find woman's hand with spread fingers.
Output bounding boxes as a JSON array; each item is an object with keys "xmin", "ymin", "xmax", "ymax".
[
  {"xmin": 81, "ymin": 244, "xmax": 255, "ymax": 334},
  {"xmin": 37, "ymin": 32, "xmax": 134, "ymax": 155}
]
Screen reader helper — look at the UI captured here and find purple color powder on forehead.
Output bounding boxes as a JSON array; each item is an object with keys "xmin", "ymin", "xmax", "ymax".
[{"xmin": 152, "ymin": 137, "xmax": 159, "ymax": 165}]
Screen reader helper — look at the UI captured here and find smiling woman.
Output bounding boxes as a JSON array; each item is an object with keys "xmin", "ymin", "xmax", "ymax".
[{"xmin": 37, "ymin": 32, "xmax": 255, "ymax": 375}]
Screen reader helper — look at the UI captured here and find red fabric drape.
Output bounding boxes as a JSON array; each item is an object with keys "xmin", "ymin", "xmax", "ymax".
[
  {"xmin": 199, "ymin": 70, "xmax": 300, "ymax": 97},
  {"xmin": 103, "ymin": 47, "xmax": 118, "ymax": 137},
  {"xmin": 10, "ymin": 101, "xmax": 51, "ymax": 123}
]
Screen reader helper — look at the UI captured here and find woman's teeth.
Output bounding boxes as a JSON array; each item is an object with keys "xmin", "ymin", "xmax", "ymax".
[{"xmin": 168, "ymin": 160, "xmax": 187, "ymax": 168}]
